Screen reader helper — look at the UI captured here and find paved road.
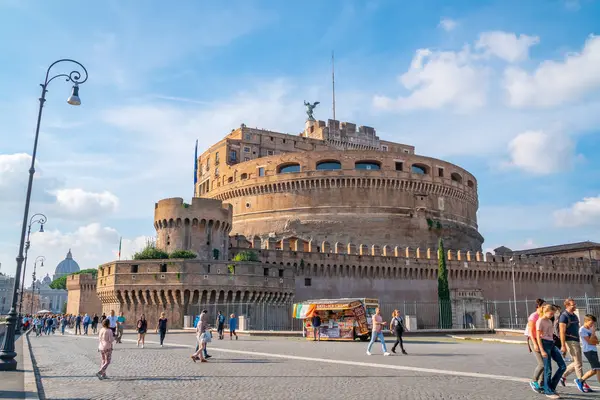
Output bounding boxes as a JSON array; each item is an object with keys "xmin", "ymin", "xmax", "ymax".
[{"xmin": 28, "ymin": 331, "xmax": 596, "ymax": 400}]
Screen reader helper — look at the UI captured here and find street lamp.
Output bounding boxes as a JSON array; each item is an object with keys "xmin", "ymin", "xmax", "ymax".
[
  {"xmin": 509, "ymin": 257, "xmax": 518, "ymax": 328},
  {"xmin": 0, "ymin": 59, "xmax": 88, "ymax": 371},
  {"xmin": 29, "ymin": 256, "xmax": 45, "ymax": 316},
  {"xmin": 17, "ymin": 213, "xmax": 47, "ymax": 326}
]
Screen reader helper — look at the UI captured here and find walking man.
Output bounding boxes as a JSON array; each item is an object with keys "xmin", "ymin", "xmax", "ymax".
[
  {"xmin": 366, "ymin": 307, "xmax": 390, "ymax": 356},
  {"xmin": 216, "ymin": 311, "xmax": 225, "ymax": 340},
  {"xmin": 74, "ymin": 314, "xmax": 82, "ymax": 335},
  {"xmin": 559, "ymin": 298, "xmax": 590, "ymax": 392},
  {"xmin": 311, "ymin": 313, "xmax": 321, "ymax": 341},
  {"xmin": 116, "ymin": 312, "xmax": 126, "ymax": 343}
]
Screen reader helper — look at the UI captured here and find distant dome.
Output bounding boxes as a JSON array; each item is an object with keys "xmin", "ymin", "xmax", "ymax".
[
  {"xmin": 53, "ymin": 249, "xmax": 80, "ymax": 279},
  {"xmin": 42, "ymin": 274, "xmax": 52, "ymax": 285}
]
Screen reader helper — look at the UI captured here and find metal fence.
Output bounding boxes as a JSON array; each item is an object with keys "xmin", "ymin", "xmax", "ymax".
[{"xmin": 186, "ymin": 296, "xmax": 600, "ymax": 332}]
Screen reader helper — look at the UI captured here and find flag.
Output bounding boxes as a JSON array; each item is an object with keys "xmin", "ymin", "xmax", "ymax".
[
  {"xmin": 118, "ymin": 237, "xmax": 122, "ymax": 260},
  {"xmin": 194, "ymin": 139, "xmax": 198, "ymax": 189}
]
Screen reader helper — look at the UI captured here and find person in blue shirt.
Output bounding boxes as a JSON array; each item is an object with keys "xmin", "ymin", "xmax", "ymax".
[
  {"xmin": 216, "ymin": 311, "xmax": 225, "ymax": 340},
  {"xmin": 83, "ymin": 314, "xmax": 91, "ymax": 335},
  {"xmin": 229, "ymin": 313, "xmax": 238, "ymax": 340},
  {"xmin": 577, "ymin": 314, "xmax": 599, "ymax": 391}
]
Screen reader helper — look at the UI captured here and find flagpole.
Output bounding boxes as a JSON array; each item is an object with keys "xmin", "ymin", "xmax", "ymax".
[
  {"xmin": 118, "ymin": 237, "xmax": 122, "ymax": 261},
  {"xmin": 194, "ymin": 139, "xmax": 198, "ymax": 198}
]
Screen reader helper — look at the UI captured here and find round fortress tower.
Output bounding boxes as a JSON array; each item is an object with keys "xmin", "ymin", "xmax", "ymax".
[{"xmin": 154, "ymin": 197, "xmax": 233, "ymax": 260}]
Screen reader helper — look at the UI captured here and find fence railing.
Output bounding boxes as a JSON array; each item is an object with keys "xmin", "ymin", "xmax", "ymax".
[{"xmin": 186, "ymin": 296, "xmax": 600, "ymax": 332}]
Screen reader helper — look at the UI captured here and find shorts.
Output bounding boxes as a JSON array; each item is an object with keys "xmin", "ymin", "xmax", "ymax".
[{"xmin": 584, "ymin": 351, "xmax": 600, "ymax": 370}]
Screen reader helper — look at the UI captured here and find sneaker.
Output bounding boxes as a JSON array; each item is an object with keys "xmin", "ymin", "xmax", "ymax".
[
  {"xmin": 141, "ymin": 344, "xmax": 144, "ymax": 349},
  {"xmin": 583, "ymin": 382, "xmax": 592, "ymax": 392},
  {"xmin": 160, "ymin": 344, "xmax": 163, "ymax": 347},
  {"xmin": 366, "ymin": 351, "xmax": 372, "ymax": 356},
  {"xmin": 383, "ymin": 352, "xmax": 391, "ymax": 356},
  {"xmin": 391, "ymin": 348, "xmax": 396, "ymax": 354},
  {"xmin": 205, "ymin": 354, "xmax": 212, "ymax": 359},
  {"xmin": 574, "ymin": 379, "xmax": 585, "ymax": 393},
  {"xmin": 236, "ymin": 336, "xmax": 238, "ymax": 340},
  {"xmin": 402, "ymin": 350, "xmax": 408, "ymax": 355},
  {"xmin": 96, "ymin": 372, "xmax": 103, "ymax": 380},
  {"xmin": 545, "ymin": 393, "xmax": 560, "ymax": 399},
  {"xmin": 560, "ymin": 377, "xmax": 566, "ymax": 387},
  {"xmin": 530, "ymin": 381, "xmax": 542, "ymax": 393}
]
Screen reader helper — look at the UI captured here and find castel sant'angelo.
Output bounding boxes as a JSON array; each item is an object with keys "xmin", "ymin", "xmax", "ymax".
[{"xmin": 74, "ymin": 104, "xmax": 599, "ymax": 329}]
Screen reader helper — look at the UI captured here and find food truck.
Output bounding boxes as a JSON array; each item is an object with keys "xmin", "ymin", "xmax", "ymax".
[{"xmin": 293, "ymin": 298, "xmax": 379, "ymax": 341}]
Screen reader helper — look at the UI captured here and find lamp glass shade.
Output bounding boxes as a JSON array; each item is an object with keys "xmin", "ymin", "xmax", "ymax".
[{"xmin": 67, "ymin": 84, "xmax": 81, "ymax": 106}]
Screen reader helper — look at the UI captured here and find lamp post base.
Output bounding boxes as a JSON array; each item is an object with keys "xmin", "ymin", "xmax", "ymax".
[{"xmin": 0, "ymin": 309, "xmax": 18, "ymax": 371}]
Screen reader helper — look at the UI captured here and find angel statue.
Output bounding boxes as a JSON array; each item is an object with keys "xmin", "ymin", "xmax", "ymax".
[{"xmin": 304, "ymin": 100, "xmax": 320, "ymax": 121}]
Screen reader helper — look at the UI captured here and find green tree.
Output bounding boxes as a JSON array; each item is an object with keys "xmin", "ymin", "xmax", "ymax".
[
  {"xmin": 49, "ymin": 268, "xmax": 98, "ymax": 290},
  {"xmin": 133, "ymin": 242, "xmax": 169, "ymax": 260},
  {"xmin": 169, "ymin": 249, "xmax": 197, "ymax": 259},
  {"xmin": 232, "ymin": 250, "xmax": 259, "ymax": 262},
  {"xmin": 437, "ymin": 238, "xmax": 452, "ymax": 329}
]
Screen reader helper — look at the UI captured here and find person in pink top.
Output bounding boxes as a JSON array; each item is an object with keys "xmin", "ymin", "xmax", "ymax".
[
  {"xmin": 526, "ymin": 298, "xmax": 546, "ymax": 393},
  {"xmin": 96, "ymin": 319, "xmax": 115, "ymax": 380},
  {"xmin": 536, "ymin": 304, "xmax": 567, "ymax": 399},
  {"xmin": 366, "ymin": 307, "xmax": 390, "ymax": 356}
]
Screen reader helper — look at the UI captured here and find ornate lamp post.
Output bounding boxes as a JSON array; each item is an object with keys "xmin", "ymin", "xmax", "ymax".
[
  {"xmin": 30, "ymin": 256, "xmax": 45, "ymax": 315},
  {"xmin": 0, "ymin": 59, "xmax": 88, "ymax": 371},
  {"xmin": 17, "ymin": 213, "xmax": 47, "ymax": 327}
]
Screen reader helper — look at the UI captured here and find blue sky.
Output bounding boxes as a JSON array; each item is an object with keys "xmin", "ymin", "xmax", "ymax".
[{"xmin": 1, "ymin": 0, "xmax": 599, "ymax": 284}]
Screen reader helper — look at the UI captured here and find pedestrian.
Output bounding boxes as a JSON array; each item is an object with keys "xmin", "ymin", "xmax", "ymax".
[
  {"xmin": 216, "ymin": 311, "xmax": 225, "ymax": 340},
  {"xmin": 229, "ymin": 313, "xmax": 238, "ymax": 340},
  {"xmin": 92, "ymin": 313, "xmax": 99, "ymax": 334},
  {"xmin": 536, "ymin": 304, "xmax": 566, "ymax": 399},
  {"xmin": 107, "ymin": 310, "xmax": 118, "ymax": 336},
  {"xmin": 96, "ymin": 318, "xmax": 114, "ymax": 380},
  {"xmin": 83, "ymin": 313, "xmax": 91, "ymax": 335},
  {"xmin": 577, "ymin": 314, "xmax": 600, "ymax": 390},
  {"xmin": 558, "ymin": 298, "xmax": 589, "ymax": 392},
  {"xmin": 100, "ymin": 312, "xmax": 106, "ymax": 323},
  {"xmin": 34, "ymin": 316, "xmax": 42, "ymax": 337},
  {"xmin": 116, "ymin": 312, "xmax": 126, "ymax": 343},
  {"xmin": 60, "ymin": 315, "xmax": 68, "ymax": 335},
  {"xmin": 366, "ymin": 307, "xmax": 390, "ymax": 356},
  {"xmin": 390, "ymin": 309, "xmax": 408, "ymax": 355},
  {"xmin": 527, "ymin": 298, "xmax": 546, "ymax": 393},
  {"xmin": 194, "ymin": 310, "xmax": 212, "ymax": 359},
  {"xmin": 156, "ymin": 312, "xmax": 168, "ymax": 347},
  {"xmin": 311, "ymin": 313, "xmax": 321, "ymax": 341},
  {"xmin": 190, "ymin": 318, "xmax": 208, "ymax": 363},
  {"xmin": 75, "ymin": 314, "xmax": 82, "ymax": 335},
  {"xmin": 136, "ymin": 314, "xmax": 147, "ymax": 348}
]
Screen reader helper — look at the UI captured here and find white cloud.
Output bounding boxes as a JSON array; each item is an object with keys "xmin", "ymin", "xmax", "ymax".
[
  {"xmin": 504, "ymin": 35, "xmax": 600, "ymax": 108},
  {"xmin": 476, "ymin": 31, "xmax": 539, "ymax": 62},
  {"xmin": 373, "ymin": 47, "xmax": 489, "ymax": 112},
  {"xmin": 0, "ymin": 153, "xmax": 60, "ymax": 203},
  {"xmin": 554, "ymin": 196, "xmax": 600, "ymax": 227},
  {"xmin": 52, "ymin": 188, "xmax": 119, "ymax": 217},
  {"xmin": 506, "ymin": 130, "xmax": 577, "ymax": 174},
  {"xmin": 438, "ymin": 17, "xmax": 458, "ymax": 32}
]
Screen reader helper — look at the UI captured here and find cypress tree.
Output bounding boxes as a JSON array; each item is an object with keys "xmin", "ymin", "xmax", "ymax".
[{"xmin": 437, "ymin": 238, "xmax": 452, "ymax": 328}]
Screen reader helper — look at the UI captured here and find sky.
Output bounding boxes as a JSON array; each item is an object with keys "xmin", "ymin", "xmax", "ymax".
[{"xmin": 0, "ymin": 0, "xmax": 599, "ymax": 285}]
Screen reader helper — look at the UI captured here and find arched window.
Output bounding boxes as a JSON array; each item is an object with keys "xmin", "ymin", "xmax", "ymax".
[
  {"xmin": 451, "ymin": 172, "xmax": 463, "ymax": 183},
  {"xmin": 227, "ymin": 177, "xmax": 233, "ymax": 183},
  {"xmin": 467, "ymin": 180, "xmax": 474, "ymax": 188},
  {"xmin": 355, "ymin": 161, "xmax": 381, "ymax": 170},
  {"xmin": 240, "ymin": 173, "xmax": 248, "ymax": 180},
  {"xmin": 411, "ymin": 164, "xmax": 429, "ymax": 175},
  {"xmin": 316, "ymin": 160, "xmax": 341, "ymax": 170},
  {"xmin": 277, "ymin": 163, "xmax": 300, "ymax": 174}
]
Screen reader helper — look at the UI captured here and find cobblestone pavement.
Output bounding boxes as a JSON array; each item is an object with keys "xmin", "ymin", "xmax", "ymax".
[{"xmin": 29, "ymin": 332, "xmax": 597, "ymax": 400}]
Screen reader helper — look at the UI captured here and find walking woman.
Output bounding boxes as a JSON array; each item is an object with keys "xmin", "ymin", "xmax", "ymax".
[
  {"xmin": 137, "ymin": 314, "xmax": 148, "ymax": 348},
  {"xmin": 96, "ymin": 319, "xmax": 114, "ymax": 380},
  {"xmin": 156, "ymin": 312, "xmax": 168, "ymax": 347},
  {"xmin": 190, "ymin": 317, "xmax": 208, "ymax": 363},
  {"xmin": 390, "ymin": 310, "xmax": 408, "ymax": 355},
  {"xmin": 536, "ymin": 304, "xmax": 567, "ymax": 399},
  {"xmin": 527, "ymin": 298, "xmax": 546, "ymax": 393}
]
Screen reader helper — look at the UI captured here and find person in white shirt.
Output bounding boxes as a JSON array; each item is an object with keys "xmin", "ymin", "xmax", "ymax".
[{"xmin": 107, "ymin": 310, "xmax": 119, "ymax": 336}]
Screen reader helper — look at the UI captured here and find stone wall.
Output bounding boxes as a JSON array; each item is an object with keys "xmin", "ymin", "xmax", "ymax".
[{"xmin": 66, "ymin": 273, "xmax": 102, "ymax": 316}]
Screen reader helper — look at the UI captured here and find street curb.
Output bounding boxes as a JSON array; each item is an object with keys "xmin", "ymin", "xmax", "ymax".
[
  {"xmin": 23, "ymin": 329, "xmax": 40, "ymax": 400},
  {"xmin": 449, "ymin": 335, "xmax": 526, "ymax": 345}
]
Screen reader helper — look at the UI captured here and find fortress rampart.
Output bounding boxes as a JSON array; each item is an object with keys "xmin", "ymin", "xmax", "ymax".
[
  {"xmin": 154, "ymin": 197, "xmax": 232, "ymax": 260},
  {"xmin": 66, "ymin": 273, "xmax": 102, "ymax": 316}
]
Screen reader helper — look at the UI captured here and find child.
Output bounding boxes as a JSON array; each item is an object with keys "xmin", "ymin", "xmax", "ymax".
[
  {"xmin": 536, "ymin": 304, "xmax": 566, "ymax": 399},
  {"xmin": 97, "ymin": 319, "xmax": 115, "ymax": 380},
  {"xmin": 230, "ymin": 313, "xmax": 238, "ymax": 340},
  {"xmin": 577, "ymin": 314, "xmax": 599, "ymax": 391}
]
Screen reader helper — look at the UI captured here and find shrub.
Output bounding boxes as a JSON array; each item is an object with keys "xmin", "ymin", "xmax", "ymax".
[
  {"xmin": 133, "ymin": 241, "xmax": 169, "ymax": 260},
  {"xmin": 48, "ymin": 268, "xmax": 98, "ymax": 290},
  {"xmin": 232, "ymin": 250, "xmax": 259, "ymax": 262},
  {"xmin": 169, "ymin": 249, "xmax": 197, "ymax": 259}
]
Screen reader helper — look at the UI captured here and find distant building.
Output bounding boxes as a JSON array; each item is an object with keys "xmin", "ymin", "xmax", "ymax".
[
  {"xmin": 53, "ymin": 249, "xmax": 80, "ymax": 280},
  {"xmin": 0, "ymin": 273, "xmax": 15, "ymax": 315},
  {"xmin": 495, "ymin": 241, "xmax": 600, "ymax": 260}
]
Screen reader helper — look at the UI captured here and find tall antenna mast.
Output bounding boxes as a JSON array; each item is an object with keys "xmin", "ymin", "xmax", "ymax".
[{"xmin": 332, "ymin": 50, "xmax": 336, "ymax": 123}]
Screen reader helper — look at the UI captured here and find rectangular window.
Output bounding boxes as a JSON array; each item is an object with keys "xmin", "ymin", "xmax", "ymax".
[
  {"xmin": 403, "ymin": 149, "xmax": 410, "ymax": 154},
  {"xmin": 438, "ymin": 168, "xmax": 444, "ymax": 177},
  {"xmin": 395, "ymin": 162, "xmax": 403, "ymax": 171},
  {"xmin": 279, "ymin": 269, "xmax": 284, "ymax": 278},
  {"xmin": 215, "ymin": 152, "xmax": 219, "ymax": 162},
  {"xmin": 258, "ymin": 167, "xmax": 265, "ymax": 177},
  {"xmin": 267, "ymin": 150, "xmax": 274, "ymax": 156},
  {"xmin": 160, "ymin": 264, "xmax": 167, "ymax": 273},
  {"xmin": 244, "ymin": 146, "xmax": 251, "ymax": 152},
  {"xmin": 304, "ymin": 278, "xmax": 312, "ymax": 286},
  {"xmin": 207, "ymin": 265, "xmax": 211, "ymax": 274},
  {"xmin": 244, "ymin": 157, "xmax": 250, "ymax": 162},
  {"xmin": 230, "ymin": 150, "xmax": 237, "ymax": 161},
  {"xmin": 264, "ymin": 268, "xmax": 269, "ymax": 276},
  {"xmin": 215, "ymin": 167, "xmax": 219, "ymax": 176},
  {"xmin": 245, "ymin": 133, "xmax": 251, "ymax": 140},
  {"xmin": 382, "ymin": 145, "xmax": 388, "ymax": 151},
  {"xmin": 131, "ymin": 265, "xmax": 139, "ymax": 273}
]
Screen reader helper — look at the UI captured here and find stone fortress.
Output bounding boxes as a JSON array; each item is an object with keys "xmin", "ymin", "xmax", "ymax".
[{"xmin": 75, "ymin": 115, "xmax": 599, "ymax": 329}]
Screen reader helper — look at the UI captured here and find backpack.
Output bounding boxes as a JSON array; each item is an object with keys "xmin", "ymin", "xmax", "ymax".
[{"xmin": 219, "ymin": 314, "xmax": 225, "ymax": 324}]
